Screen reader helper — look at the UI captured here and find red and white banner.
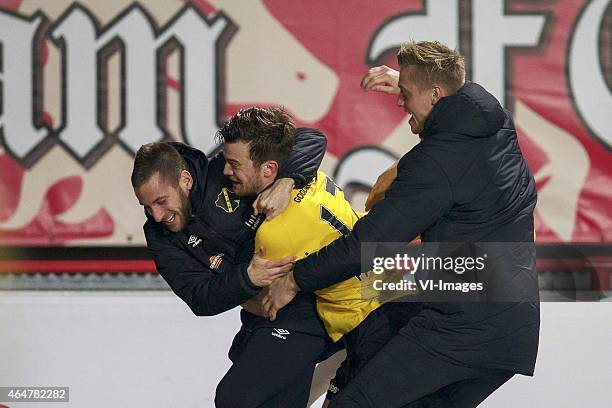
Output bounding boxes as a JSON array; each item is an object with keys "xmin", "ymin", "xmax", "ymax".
[{"xmin": 0, "ymin": 0, "xmax": 610, "ymax": 246}]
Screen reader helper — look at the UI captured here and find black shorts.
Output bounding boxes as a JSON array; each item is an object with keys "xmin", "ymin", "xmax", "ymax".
[{"xmin": 216, "ymin": 293, "xmax": 332, "ymax": 408}]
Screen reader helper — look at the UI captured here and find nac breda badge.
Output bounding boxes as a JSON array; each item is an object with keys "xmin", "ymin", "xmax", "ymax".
[{"xmin": 215, "ymin": 187, "xmax": 240, "ymax": 213}]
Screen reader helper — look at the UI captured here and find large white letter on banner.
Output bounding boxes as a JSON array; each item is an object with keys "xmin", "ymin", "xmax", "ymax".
[
  {"xmin": 98, "ymin": 5, "xmax": 163, "ymax": 154},
  {"xmin": 472, "ymin": 0, "xmax": 546, "ymax": 105},
  {"xmin": 334, "ymin": 147, "xmax": 398, "ymax": 191},
  {"xmin": 0, "ymin": 11, "xmax": 48, "ymax": 160},
  {"xmin": 568, "ymin": 0, "xmax": 612, "ymax": 149},
  {"xmin": 367, "ymin": 0, "xmax": 458, "ymax": 62},
  {"xmin": 157, "ymin": 7, "xmax": 232, "ymax": 154},
  {"xmin": 51, "ymin": 6, "xmax": 104, "ymax": 159}
]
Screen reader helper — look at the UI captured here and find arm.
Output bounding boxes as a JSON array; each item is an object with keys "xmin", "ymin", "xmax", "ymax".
[
  {"xmin": 261, "ymin": 151, "xmax": 452, "ymax": 318},
  {"xmin": 360, "ymin": 65, "xmax": 400, "ymax": 94},
  {"xmin": 358, "ymin": 66, "xmax": 402, "ymax": 212},
  {"xmin": 241, "ymin": 287, "xmax": 269, "ymax": 317},
  {"xmin": 294, "ymin": 151, "xmax": 453, "ymax": 292},
  {"xmin": 146, "ymin": 230, "xmax": 292, "ymax": 316},
  {"xmin": 277, "ymin": 128, "xmax": 327, "ymax": 188},
  {"xmin": 364, "ymin": 160, "xmax": 399, "ymax": 211}
]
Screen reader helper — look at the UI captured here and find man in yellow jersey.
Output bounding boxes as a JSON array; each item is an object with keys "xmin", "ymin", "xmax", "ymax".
[
  {"xmin": 212, "ymin": 108, "xmax": 332, "ymax": 408},
  {"xmin": 253, "ymin": 170, "xmax": 422, "ymax": 405},
  {"xmin": 254, "ymin": 171, "xmax": 378, "ymax": 342},
  {"xmin": 216, "ymin": 107, "xmax": 422, "ymax": 406}
]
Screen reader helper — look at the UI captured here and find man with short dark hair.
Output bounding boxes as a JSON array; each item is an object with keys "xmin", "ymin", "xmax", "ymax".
[
  {"xmin": 218, "ymin": 107, "xmax": 296, "ymax": 197},
  {"xmin": 214, "ymin": 107, "xmax": 421, "ymax": 408},
  {"xmin": 132, "ymin": 143, "xmax": 192, "ymax": 233},
  {"xmin": 205, "ymin": 107, "xmax": 335, "ymax": 407},
  {"xmin": 263, "ymin": 40, "xmax": 540, "ymax": 407}
]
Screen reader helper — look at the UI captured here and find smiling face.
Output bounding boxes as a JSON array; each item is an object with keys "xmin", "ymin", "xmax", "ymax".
[
  {"xmin": 222, "ymin": 141, "xmax": 274, "ymax": 196},
  {"xmin": 134, "ymin": 171, "xmax": 192, "ymax": 232},
  {"xmin": 397, "ymin": 65, "xmax": 440, "ymax": 136}
]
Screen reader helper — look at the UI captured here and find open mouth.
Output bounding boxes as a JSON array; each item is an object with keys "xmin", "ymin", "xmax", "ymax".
[{"xmin": 164, "ymin": 213, "xmax": 176, "ymax": 224}]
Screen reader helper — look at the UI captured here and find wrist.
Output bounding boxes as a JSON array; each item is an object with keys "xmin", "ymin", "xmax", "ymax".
[
  {"xmin": 286, "ymin": 174, "xmax": 304, "ymax": 189},
  {"xmin": 288, "ymin": 271, "xmax": 300, "ymax": 293},
  {"xmin": 279, "ymin": 177, "xmax": 295, "ymax": 190},
  {"xmin": 246, "ymin": 264, "xmax": 262, "ymax": 288}
]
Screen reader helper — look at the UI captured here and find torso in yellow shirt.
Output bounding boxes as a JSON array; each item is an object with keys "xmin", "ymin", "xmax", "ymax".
[{"xmin": 255, "ymin": 171, "xmax": 381, "ymax": 342}]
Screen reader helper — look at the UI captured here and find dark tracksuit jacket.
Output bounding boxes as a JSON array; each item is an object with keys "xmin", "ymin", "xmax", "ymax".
[
  {"xmin": 144, "ymin": 129, "xmax": 327, "ymax": 335},
  {"xmin": 293, "ymin": 82, "xmax": 540, "ymax": 376}
]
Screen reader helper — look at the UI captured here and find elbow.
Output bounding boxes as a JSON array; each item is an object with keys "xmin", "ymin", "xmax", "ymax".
[
  {"xmin": 189, "ymin": 302, "xmax": 224, "ymax": 317},
  {"xmin": 313, "ymin": 130, "xmax": 328, "ymax": 150},
  {"xmin": 183, "ymin": 294, "xmax": 223, "ymax": 316},
  {"xmin": 190, "ymin": 307, "xmax": 218, "ymax": 317},
  {"xmin": 300, "ymin": 128, "xmax": 327, "ymax": 150}
]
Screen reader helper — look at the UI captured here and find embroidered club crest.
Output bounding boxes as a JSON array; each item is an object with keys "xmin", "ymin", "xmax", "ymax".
[{"xmin": 215, "ymin": 187, "xmax": 240, "ymax": 213}]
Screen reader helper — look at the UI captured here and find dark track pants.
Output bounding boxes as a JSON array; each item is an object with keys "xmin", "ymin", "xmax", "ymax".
[
  {"xmin": 327, "ymin": 302, "xmax": 423, "ymax": 400},
  {"xmin": 329, "ymin": 334, "xmax": 513, "ymax": 408},
  {"xmin": 215, "ymin": 325, "xmax": 329, "ymax": 408}
]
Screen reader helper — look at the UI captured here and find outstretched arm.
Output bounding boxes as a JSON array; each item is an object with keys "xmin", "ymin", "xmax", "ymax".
[
  {"xmin": 262, "ymin": 151, "xmax": 452, "ymax": 318},
  {"xmin": 147, "ymin": 231, "xmax": 293, "ymax": 316},
  {"xmin": 293, "ymin": 152, "xmax": 452, "ymax": 292}
]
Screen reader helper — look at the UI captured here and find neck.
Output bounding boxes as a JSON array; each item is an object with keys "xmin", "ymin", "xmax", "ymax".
[{"xmin": 257, "ymin": 178, "xmax": 275, "ymax": 195}]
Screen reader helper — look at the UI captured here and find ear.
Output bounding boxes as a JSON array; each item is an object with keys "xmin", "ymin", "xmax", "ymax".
[
  {"xmin": 431, "ymin": 85, "xmax": 445, "ymax": 105},
  {"xmin": 180, "ymin": 170, "xmax": 193, "ymax": 191},
  {"xmin": 261, "ymin": 161, "xmax": 279, "ymax": 179}
]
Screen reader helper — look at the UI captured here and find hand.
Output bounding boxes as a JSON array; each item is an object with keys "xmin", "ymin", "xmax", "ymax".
[
  {"xmin": 360, "ymin": 65, "xmax": 400, "ymax": 95},
  {"xmin": 241, "ymin": 287, "xmax": 269, "ymax": 317},
  {"xmin": 364, "ymin": 161, "xmax": 398, "ymax": 211},
  {"xmin": 263, "ymin": 271, "xmax": 299, "ymax": 321},
  {"xmin": 253, "ymin": 178, "xmax": 294, "ymax": 220},
  {"xmin": 247, "ymin": 247, "xmax": 295, "ymax": 287}
]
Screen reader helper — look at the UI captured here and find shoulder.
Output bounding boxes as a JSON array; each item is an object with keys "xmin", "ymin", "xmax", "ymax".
[
  {"xmin": 393, "ymin": 143, "xmax": 453, "ymax": 197},
  {"xmin": 143, "ymin": 219, "xmax": 174, "ymax": 250},
  {"xmin": 397, "ymin": 142, "xmax": 444, "ymax": 173}
]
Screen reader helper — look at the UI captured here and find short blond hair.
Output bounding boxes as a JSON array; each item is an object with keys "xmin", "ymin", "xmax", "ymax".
[{"xmin": 397, "ymin": 41, "xmax": 465, "ymax": 93}]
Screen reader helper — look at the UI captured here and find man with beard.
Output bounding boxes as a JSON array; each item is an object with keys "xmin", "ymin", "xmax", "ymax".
[{"xmin": 215, "ymin": 108, "xmax": 422, "ymax": 407}]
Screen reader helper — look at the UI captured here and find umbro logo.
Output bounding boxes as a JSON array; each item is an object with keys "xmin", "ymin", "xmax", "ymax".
[
  {"xmin": 271, "ymin": 328, "xmax": 290, "ymax": 340},
  {"xmin": 188, "ymin": 234, "xmax": 202, "ymax": 247}
]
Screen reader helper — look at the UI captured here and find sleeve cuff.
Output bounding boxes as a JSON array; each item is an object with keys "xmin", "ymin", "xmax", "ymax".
[
  {"xmin": 292, "ymin": 262, "xmax": 311, "ymax": 292},
  {"xmin": 238, "ymin": 263, "xmax": 262, "ymax": 293},
  {"xmin": 285, "ymin": 173, "xmax": 307, "ymax": 189}
]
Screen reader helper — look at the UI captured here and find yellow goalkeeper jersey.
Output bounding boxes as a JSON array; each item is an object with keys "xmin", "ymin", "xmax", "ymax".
[{"xmin": 255, "ymin": 171, "xmax": 381, "ymax": 342}]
